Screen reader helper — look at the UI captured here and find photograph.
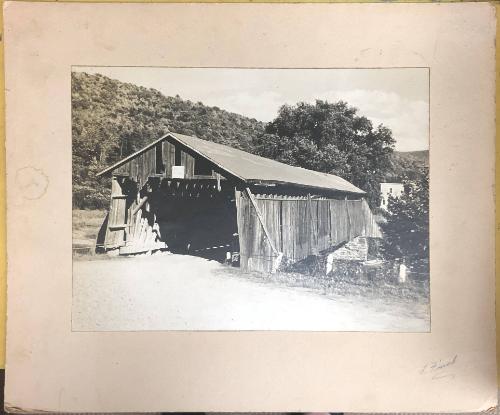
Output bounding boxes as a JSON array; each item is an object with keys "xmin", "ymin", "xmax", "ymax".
[{"xmin": 71, "ymin": 67, "xmax": 430, "ymax": 332}]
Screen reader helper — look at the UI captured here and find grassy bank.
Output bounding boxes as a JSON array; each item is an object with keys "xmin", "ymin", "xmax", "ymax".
[
  {"xmin": 73, "ymin": 209, "xmax": 107, "ymax": 256},
  {"xmin": 215, "ymin": 260, "xmax": 429, "ymax": 306}
]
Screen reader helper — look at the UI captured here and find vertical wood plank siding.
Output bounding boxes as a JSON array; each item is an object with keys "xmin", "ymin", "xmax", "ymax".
[
  {"xmin": 163, "ymin": 141, "xmax": 176, "ymax": 178},
  {"xmin": 104, "ymin": 177, "xmax": 127, "ymax": 249},
  {"xmin": 113, "ymin": 140, "xmax": 212, "ymax": 184},
  {"xmin": 115, "ymin": 147, "xmax": 156, "ymax": 187},
  {"xmin": 237, "ymin": 195, "xmax": 381, "ymax": 272}
]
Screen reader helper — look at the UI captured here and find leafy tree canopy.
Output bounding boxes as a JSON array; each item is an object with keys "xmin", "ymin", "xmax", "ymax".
[
  {"xmin": 253, "ymin": 100, "xmax": 396, "ymax": 205},
  {"xmin": 380, "ymin": 167, "xmax": 429, "ymax": 261}
]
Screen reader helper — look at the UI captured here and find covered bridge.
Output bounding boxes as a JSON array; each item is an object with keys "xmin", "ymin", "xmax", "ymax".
[{"xmin": 96, "ymin": 132, "xmax": 381, "ymax": 272}]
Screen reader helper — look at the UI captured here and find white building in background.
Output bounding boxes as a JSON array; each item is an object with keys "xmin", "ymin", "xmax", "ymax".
[{"xmin": 380, "ymin": 182, "xmax": 404, "ymax": 210}]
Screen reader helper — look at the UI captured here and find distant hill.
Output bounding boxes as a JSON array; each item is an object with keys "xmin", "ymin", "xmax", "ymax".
[
  {"xmin": 387, "ymin": 150, "xmax": 429, "ymax": 182},
  {"xmin": 396, "ymin": 150, "xmax": 429, "ymax": 164},
  {"xmin": 72, "ymin": 72, "xmax": 265, "ymax": 208}
]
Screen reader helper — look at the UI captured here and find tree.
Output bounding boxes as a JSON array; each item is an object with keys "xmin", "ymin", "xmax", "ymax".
[
  {"xmin": 253, "ymin": 100, "xmax": 396, "ymax": 205},
  {"xmin": 380, "ymin": 167, "xmax": 429, "ymax": 261}
]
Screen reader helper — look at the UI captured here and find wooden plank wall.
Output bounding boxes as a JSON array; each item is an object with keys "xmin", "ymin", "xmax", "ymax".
[
  {"xmin": 136, "ymin": 151, "xmax": 156, "ymax": 187},
  {"xmin": 120, "ymin": 199, "xmax": 166, "ymax": 255},
  {"xmin": 115, "ymin": 146, "xmax": 156, "ymax": 187},
  {"xmin": 360, "ymin": 198, "xmax": 383, "ymax": 238},
  {"xmin": 113, "ymin": 140, "xmax": 214, "ymax": 185},
  {"xmin": 104, "ymin": 177, "xmax": 127, "ymax": 249},
  {"xmin": 237, "ymin": 194, "xmax": 382, "ymax": 272},
  {"xmin": 163, "ymin": 141, "xmax": 175, "ymax": 176}
]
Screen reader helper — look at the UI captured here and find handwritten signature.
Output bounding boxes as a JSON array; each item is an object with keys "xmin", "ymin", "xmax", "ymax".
[{"xmin": 420, "ymin": 354, "xmax": 457, "ymax": 380}]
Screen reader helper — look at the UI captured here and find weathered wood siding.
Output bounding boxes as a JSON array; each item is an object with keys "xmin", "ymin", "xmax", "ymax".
[
  {"xmin": 237, "ymin": 194, "xmax": 382, "ymax": 272},
  {"xmin": 104, "ymin": 177, "xmax": 127, "ymax": 249},
  {"xmin": 113, "ymin": 140, "xmax": 216, "ymax": 186},
  {"xmin": 115, "ymin": 146, "xmax": 156, "ymax": 187},
  {"xmin": 162, "ymin": 140, "xmax": 175, "ymax": 174}
]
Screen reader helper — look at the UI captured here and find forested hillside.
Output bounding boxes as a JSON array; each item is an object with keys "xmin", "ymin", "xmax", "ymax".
[
  {"xmin": 389, "ymin": 150, "xmax": 429, "ymax": 182},
  {"xmin": 72, "ymin": 72, "xmax": 265, "ymax": 208},
  {"xmin": 72, "ymin": 72, "xmax": 427, "ymax": 209},
  {"xmin": 398, "ymin": 150, "xmax": 429, "ymax": 164}
]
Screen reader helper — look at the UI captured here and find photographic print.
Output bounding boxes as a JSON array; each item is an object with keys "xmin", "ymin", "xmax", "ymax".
[{"xmin": 72, "ymin": 67, "xmax": 429, "ymax": 332}]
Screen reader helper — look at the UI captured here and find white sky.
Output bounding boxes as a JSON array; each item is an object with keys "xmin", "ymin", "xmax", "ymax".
[{"xmin": 74, "ymin": 66, "xmax": 429, "ymax": 152}]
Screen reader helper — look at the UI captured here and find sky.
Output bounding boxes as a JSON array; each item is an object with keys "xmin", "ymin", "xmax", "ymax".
[{"xmin": 74, "ymin": 66, "xmax": 429, "ymax": 152}]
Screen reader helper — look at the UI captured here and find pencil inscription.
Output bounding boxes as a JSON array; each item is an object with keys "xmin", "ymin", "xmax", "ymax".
[{"xmin": 420, "ymin": 355, "xmax": 457, "ymax": 380}]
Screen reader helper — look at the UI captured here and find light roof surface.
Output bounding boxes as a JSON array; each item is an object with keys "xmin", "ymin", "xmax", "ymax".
[{"xmin": 98, "ymin": 132, "xmax": 365, "ymax": 195}]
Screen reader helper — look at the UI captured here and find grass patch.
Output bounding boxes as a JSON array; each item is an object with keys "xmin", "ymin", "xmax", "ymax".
[
  {"xmin": 73, "ymin": 209, "xmax": 107, "ymax": 257},
  {"xmin": 215, "ymin": 258, "xmax": 429, "ymax": 306}
]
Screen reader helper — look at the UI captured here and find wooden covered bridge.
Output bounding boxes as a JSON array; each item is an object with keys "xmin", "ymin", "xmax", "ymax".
[{"xmin": 96, "ymin": 132, "xmax": 381, "ymax": 273}]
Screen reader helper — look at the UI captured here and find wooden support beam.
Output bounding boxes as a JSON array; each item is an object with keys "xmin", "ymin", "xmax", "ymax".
[
  {"xmin": 345, "ymin": 196, "xmax": 352, "ymax": 238},
  {"xmin": 132, "ymin": 209, "xmax": 142, "ymax": 240},
  {"xmin": 216, "ymin": 173, "xmax": 221, "ymax": 192},
  {"xmin": 132, "ymin": 196, "xmax": 148, "ymax": 216},
  {"xmin": 119, "ymin": 245, "xmax": 150, "ymax": 255},
  {"xmin": 245, "ymin": 187, "xmax": 278, "ymax": 255},
  {"xmin": 109, "ymin": 224, "xmax": 127, "ymax": 230},
  {"xmin": 307, "ymin": 193, "xmax": 315, "ymax": 256}
]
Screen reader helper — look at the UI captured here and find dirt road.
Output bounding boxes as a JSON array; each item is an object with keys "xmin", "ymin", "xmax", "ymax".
[{"xmin": 72, "ymin": 254, "xmax": 430, "ymax": 332}]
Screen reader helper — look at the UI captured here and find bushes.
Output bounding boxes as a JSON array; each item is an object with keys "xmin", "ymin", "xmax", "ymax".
[
  {"xmin": 380, "ymin": 168, "xmax": 429, "ymax": 261},
  {"xmin": 73, "ymin": 184, "xmax": 110, "ymax": 209}
]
